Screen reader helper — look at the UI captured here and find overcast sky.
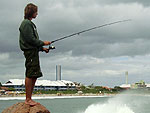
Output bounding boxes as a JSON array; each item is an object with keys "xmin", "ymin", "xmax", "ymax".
[{"xmin": 1, "ymin": 0, "xmax": 150, "ymax": 87}]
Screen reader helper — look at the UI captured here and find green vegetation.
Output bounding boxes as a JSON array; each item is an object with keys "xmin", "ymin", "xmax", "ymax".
[
  {"xmin": 33, "ymin": 90, "xmax": 77, "ymax": 94},
  {"xmin": 112, "ymin": 86, "xmax": 126, "ymax": 92},
  {"xmin": 80, "ymin": 85, "xmax": 111, "ymax": 94},
  {"xmin": 8, "ymin": 88, "xmax": 16, "ymax": 91},
  {"xmin": 33, "ymin": 85, "xmax": 125, "ymax": 95},
  {"xmin": 3, "ymin": 84, "xmax": 150, "ymax": 95},
  {"xmin": 0, "ymin": 82, "xmax": 2, "ymax": 87}
]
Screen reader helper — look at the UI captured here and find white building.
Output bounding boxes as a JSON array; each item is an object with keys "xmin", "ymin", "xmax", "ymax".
[
  {"xmin": 120, "ymin": 84, "xmax": 131, "ymax": 89},
  {"xmin": 2, "ymin": 79, "xmax": 76, "ymax": 91},
  {"xmin": 120, "ymin": 83, "xmax": 150, "ymax": 89},
  {"xmin": 145, "ymin": 84, "xmax": 150, "ymax": 89}
]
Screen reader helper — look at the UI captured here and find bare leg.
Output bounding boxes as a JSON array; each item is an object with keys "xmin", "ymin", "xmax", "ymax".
[
  {"xmin": 25, "ymin": 77, "xmax": 38, "ymax": 106},
  {"xmin": 31, "ymin": 78, "xmax": 37, "ymax": 94}
]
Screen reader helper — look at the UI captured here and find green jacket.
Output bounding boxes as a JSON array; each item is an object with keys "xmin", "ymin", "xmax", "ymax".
[{"xmin": 19, "ymin": 19, "xmax": 44, "ymax": 51}]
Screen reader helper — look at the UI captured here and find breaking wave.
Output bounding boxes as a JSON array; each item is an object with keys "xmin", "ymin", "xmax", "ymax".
[
  {"xmin": 80, "ymin": 94, "xmax": 136, "ymax": 113},
  {"xmin": 83, "ymin": 101, "xmax": 134, "ymax": 113}
]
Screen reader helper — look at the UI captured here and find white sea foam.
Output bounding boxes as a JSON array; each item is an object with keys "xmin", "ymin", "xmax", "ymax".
[
  {"xmin": 81, "ymin": 94, "xmax": 135, "ymax": 113},
  {"xmin": 83, "ymin": 102, "xmax": 134, "ymax": 113},
  {"xmin": 0, "ymin": 95, "xmax": 106, "ymax": 100}
]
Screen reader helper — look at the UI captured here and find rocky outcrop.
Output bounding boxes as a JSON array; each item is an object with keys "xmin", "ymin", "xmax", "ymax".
[{"xmin": 2, "ymin": 102, "xmax": 50, "ymax": 113}]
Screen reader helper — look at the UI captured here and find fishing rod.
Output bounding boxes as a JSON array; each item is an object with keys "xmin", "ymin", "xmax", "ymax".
[{"xmin": 49, "ymin": 19, "xmax": 131, "ymax": 50}]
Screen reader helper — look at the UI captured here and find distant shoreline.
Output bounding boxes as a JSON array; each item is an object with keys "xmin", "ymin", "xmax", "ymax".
[
  {"xmin": 0, "ymin": 93, "xmax": 115, "ymax": 100},
  {"xmin": 0, "ymin": 93, "xmax": 114, "ymax": 97},
  {"xmin": 1, "ymin": 91, "xmax": 149, "ymax": 98},
  {"xmin": 1, "ymin": 93, "xmax": 149, "ymax": 100},
  {"xmin": 33, "ymin": 93, "xmax": 115, "ymax": 96}
]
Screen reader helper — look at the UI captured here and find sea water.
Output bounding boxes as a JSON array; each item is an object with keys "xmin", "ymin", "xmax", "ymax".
[{"xmin": 0, "ymin": 94, "xmax": 150, "ymax": 113}]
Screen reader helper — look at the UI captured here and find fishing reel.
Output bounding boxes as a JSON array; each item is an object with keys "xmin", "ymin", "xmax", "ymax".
[{"xmin": 49, "ymin": 45, "xmax": 55, "ymax": 50}]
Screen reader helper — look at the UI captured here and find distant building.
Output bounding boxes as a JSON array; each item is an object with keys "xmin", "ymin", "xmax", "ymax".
[
  {"xmin": 131, "ymin": 80, "xmax": 146, "ymax": 89},
  {"xmin": 120, "ymin": 84, "xmax": 131, "ymax": 89},
  {"xmin": 120, "ymin": 71, "xmax": 131, "ymax": 89},
  {"xmin": 56, "ymin": 65, "xmax": 61, "ymax": 81},
  {"xmin": 120, "ymin": 72, "xmax": 149, "ymax": 89},
  {"xmin": 125, "ymin": 71, "xmax": 128, "ymax": 84},
  {"xmin": 2, "ymin": 79, "xmax": 76, "ymax": 91},
  {"xmin": 120, "ymin": 80, "xmax": 149, "ymax": 89},
  {"xmin": 146, "ymin": 84, "xmax": 150, "ymax": 90}
]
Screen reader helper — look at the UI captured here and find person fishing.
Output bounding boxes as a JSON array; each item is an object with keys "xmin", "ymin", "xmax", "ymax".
[
  {"xmin": 19, "ymin": 2, "xmax": 130, "ymax": 106},
  {"xmin": 19, "ymin": 3, "xmax": 51, "ymax": 106}
]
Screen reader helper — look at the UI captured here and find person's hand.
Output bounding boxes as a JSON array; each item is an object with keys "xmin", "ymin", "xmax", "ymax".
[
  {"xmin": 43, "ymin": 41, "xmax": 51, "ymax": 45},
  {"xmin": 43, "ymin": 47, "xmax": 49, "ymax": 53}
]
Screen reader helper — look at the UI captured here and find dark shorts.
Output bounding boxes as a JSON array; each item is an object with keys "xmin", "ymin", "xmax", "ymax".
[{"xmin": 23, "ymin": 49, "xmax": 43, "ymax": 78}]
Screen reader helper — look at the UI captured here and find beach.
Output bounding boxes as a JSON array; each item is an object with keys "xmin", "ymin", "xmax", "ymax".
[{"xmin": 0, "ymin": 93, "xmax": 113, "ymax": 100}]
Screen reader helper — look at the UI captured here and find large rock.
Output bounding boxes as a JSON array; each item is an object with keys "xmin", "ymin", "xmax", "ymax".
[{"xmin": 2, "ymin": 102, "xmax": 50, "ymax": 113}]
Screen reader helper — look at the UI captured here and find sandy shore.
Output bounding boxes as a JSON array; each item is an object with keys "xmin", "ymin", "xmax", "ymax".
[
  {"xmin": 0, "ymin": 93, "xmax": 116, "ymax": 98},
  {"xmin": 0, "ymin": 93, "xmax": 116, "ymax": 101}
]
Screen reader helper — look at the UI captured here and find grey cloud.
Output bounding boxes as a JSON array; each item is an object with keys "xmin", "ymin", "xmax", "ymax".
[
  {"xmin": 35, "ymin": 2, "xmax": 150, "ymax": 58},
  {"xmin": 38, "ymin": 53, "xmax": 150, "ymax": 87},
  {"xmin": 79, "ymin": 0, "xmax": 150, "ymax": 7},
  {"xmin": 0, "ymin": 0, "xmax": 150, "ymax": 57},
  {"xmin": 1, "ymin": 0, "xmax": 150, "ymax": 86}
]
